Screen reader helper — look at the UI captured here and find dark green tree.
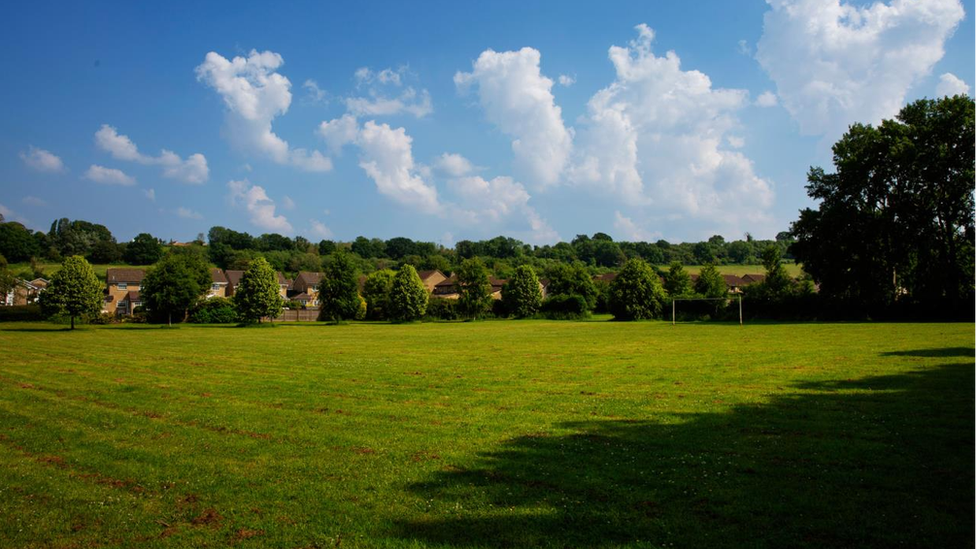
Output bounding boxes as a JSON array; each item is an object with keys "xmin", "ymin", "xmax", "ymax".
[
  {"xmin": 318, "ymin": 249, "xmax": 361, "ymax": 323},
  {"xmin": 0, "ymin": 222, "xmax": 41, "ymax": 262},
  {"xmin": 39, "ymin": 255, "xmax": 102, "ymax": 329},
  {"xmin": 791, "ymin": 95, "xmax": 975, "ymax": 316},
  {"xmin": 456, "ymin": 257, "xmax": 493, "ymax": 319},
  {"xmin": 501, "ymin": 265, "xmax": 543, "ymax": 318},
  {"xmin": 694, "ymin": 264, "xmax": 726, "ymax": 298},
  {"xmin": 142, "ymin": 251, "xmax": 211, "ymax": 326},
  {"xmin": 124, "ymin": 233, "xmax": 163, "ymax": 265},
  {"xmin": 609, "ymin": 258, "xmax": 667, "ymax": 320},
  {"xmin": 545, "ymin": 262, "xmax": 598, "ymax": 310},
  {"xmin": 760, "ymin": 246, "xmax": 791, "ymax": 295},
  {"xmin": 362, "ymin": 269, "xmax": 396, "ymax": 320},
  {"xmin": 663, "ymin": 262, "xmax": 692, "ymax": 297},
  {"xmin": 388, "ymin": 265, "xmax": 429, "ymax": 321},
  {"xmin": 234, "ymin": 257, "xmax": 284, "ymax": 324}
]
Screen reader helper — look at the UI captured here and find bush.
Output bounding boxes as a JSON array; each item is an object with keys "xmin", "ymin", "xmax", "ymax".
[
  {"xmin": 0, "ymin": 305, "xmax": 45, "ymax": 322},
  {"xmin": 88, "ymin": 312, "xmax": 118, "ymax": 325},
  {"xmin": 189, "ymin": 297, "xmax": 238, "ymax": 324},
  {"xmin": 425, "ymin": 297, "xmax": 459, "ymax": 320},
  {"xmin": 541, "ymin": 294, "xmax": 590, "ymax": 320}
]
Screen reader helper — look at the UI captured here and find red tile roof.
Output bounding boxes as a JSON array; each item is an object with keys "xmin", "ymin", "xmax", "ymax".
[{"xmin": 106, "ymin": 268, "xmax": 145, "ymax": 284}]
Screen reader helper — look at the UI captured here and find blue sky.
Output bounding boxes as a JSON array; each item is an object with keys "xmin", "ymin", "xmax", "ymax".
[{"xmin": 2, "ymin": 0, "xmax": 973, "ymax": 245}]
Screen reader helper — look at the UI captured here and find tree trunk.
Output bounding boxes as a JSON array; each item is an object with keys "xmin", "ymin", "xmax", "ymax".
[
  {"xmin": 70, "ymin": 315, "xmax": 75, "ymax": 330},
  {"xmin": 168, "ymin": 312, "xmax": 172, "ymax": 327}
]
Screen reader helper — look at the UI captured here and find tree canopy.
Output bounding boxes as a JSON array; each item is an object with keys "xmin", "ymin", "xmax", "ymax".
[
  {"xmin": 234, "ymin": 257, "xmax": 284, "ymax": 324},
  {"xmin": 39, "ymin": 256, "xmax": 102, "ymax": 329},
  {"xmin": 318, "ymin": 249, "xmax": 360, "ymax": 322},
  {"xmin": 456, "ymin": 258, "xmax": 493, "ymax": 319},
  {"xmin": 791, "ymin": 95, "xmax": 974, "ymax": 317},
  {"xmin": 142, "ymin": 250, "xmax": 211, "ymax": 325},
  {"xmin": 501, "ymin": 265, "xmax": 543, "ymax": 318},
  {"xmin": 609, "ymin": 258, "xmax": 667, "ymax": 321},
  {"xmin": 388, "ymin": 265, "xmax": 428, "ymax": 322}
]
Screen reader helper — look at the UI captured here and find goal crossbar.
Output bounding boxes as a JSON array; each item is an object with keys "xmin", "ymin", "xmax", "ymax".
[{"xmin": 670, "ymin": 296, "xmax": 743, "ymax": 326}]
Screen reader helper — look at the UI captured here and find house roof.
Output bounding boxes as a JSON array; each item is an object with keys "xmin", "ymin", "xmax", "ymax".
[
  {"xmin": 29, "ymin": 278, "xmax": 49, "ymax": 288},
  {"xmin": 277, "ymin": 272, "xmax": 288, "ymax": 285},
  {"xmin": 741, "ymin": 274, "xmax": 765, "ymax": 284},
  {"xmin": 433, "ymin": 276, "xmax": 506, "ymax": 294},
  {"xmin": 211, "ymin": 268, "xmax": 228, "ymax": 284},
  {"xmin": 224, "ymin": 270, "xmax": 244, "ymax": 286},
  {"xmin": 291, "ymin": 292, "xmax": 313, "ymax": 301},
  {"xmin": 722, "ymin": 274, "xmax": 746, "ymax": 286},
  {"xmin": 126, "ymin": 290, "xmax": 141, "ymax": 302},
  {"xmin": 106, "ymin": 268, "xmax": 145, "ymax": 284},
  {"xmin": 295, "ymin": 271, "xmax": 322, "ymax": 285},
  {"xmin": 416, "ymin": 270, "xmax": 445, "ymax": 281}
]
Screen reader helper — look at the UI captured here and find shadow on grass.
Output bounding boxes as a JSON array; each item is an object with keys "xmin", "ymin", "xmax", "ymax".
[
  {"xmin": 395, "ymin": 358, "xmax": 974, "ymax": 548},
  {"xmin": 880, "ymin": 347, "xmax": 974, "ymax": 358}
]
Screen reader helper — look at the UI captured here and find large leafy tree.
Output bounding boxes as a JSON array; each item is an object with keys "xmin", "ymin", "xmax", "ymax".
[
  {"xmin": 545, "ymin": 262, "xmax": 598, "ymax": 310},
  {"xmin": 318, "ymin": 249, "xmax": 360, "ymax": 323},
  {"xmin": 388, "ymin": 265, "xmax": 428, "ymax": 321},
  {"xmin": 39, "ymin": 256, "xmax": 102, "ymax": 329},
  {"xmin": 501, "ymin": 265, "xmax": 543, "ymax": 318},
  {"xmin": 362, "ymin": 269, "xmax": 396, "ymax": 320},
  {"xmin": 609, "ymin": 258, "xmax": 667, "ymax": 321},
  {"xmin": 0, "ymin": 222, "xmax": 41, "ymax": 262},
  {"xmin": 456, "ymin": 257, "xmax": 493, "ymax": 319},
  {"xmin": 143, "ymin": 251, "xmax": 211, "ymax": 326},
  {"xmin": 694, "ymin": 264, "xmax": 726, "ymax": 298},
  {"xmin": 791, "ymin": 95, "xmax": 974, "ymax": 316},
  {"xmin": 124, "ymin": 233, "xmax": 163, "ymax": 265},
  {"xmin": 663, "ymin": 262, "xmax": 692, "ymax": 297},
  {"xmin": 234, "ymin": 257, "xmax": 283, "ymax": 324}
]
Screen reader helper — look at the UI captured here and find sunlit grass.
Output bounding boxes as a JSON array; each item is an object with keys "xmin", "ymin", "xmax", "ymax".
[{"xmin": 0, "ymin": 320, "xmax": 970, "ymax": 548}]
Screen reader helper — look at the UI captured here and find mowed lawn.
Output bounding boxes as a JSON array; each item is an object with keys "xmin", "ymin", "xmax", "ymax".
[{"xmin": 0, "ymin": 320, "xmax": 971, "ymax": 548}]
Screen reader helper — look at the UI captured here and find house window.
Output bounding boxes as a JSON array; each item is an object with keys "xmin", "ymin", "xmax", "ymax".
[
  {"xmin": 311, "ymin": 285, "xmax": 318, "ymax": 291},
  {"xmin": 212, "ymin": 283, "xmax": 221, "ymax": 291},
  {"xmin": 118, "ymin": 283, "xmax": 127, "ymax": 290}
]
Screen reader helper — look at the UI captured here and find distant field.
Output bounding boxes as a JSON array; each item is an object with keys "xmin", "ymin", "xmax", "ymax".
[
  {"xmin": 0, "ymin": 320, "xmax": 970, "ymax": 548},
  {"xmin": 673, "ymin": 263, "xmax": 804, "ymax": 276},
  {"xmin": 7, "ymin": 263, "xmax": 152, "ymax": 281}
]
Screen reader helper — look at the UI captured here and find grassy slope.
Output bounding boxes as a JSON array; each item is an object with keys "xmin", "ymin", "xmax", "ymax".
[{"xmin": 0, "ymin": 320, "xmax": 971, "ymax": 548}]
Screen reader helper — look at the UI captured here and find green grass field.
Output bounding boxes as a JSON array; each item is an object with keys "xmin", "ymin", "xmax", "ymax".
[{"xmin": 0, "ymin": 320, "xmax": 971, "ymax": 548}]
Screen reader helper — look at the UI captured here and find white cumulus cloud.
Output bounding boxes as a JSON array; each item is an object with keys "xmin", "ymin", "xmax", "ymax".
[
  {"xmin": 318, "ymin": 114, "xmax": 360, "ymax": 154},
  {"xmin": 144, "ymin": 188, "xmax": 156, "ymax": 201},
  {"xmin": 228, "ymin": 179, "xmax": 293, "ymax": 233},
  {"xmin": 432, "ymin": 153, "xmax": 474, "ymax": 177},
  {"xmin": 345, "ymin": 66, "xmax": 433, "ymax": 118},
  {"xmin": 755, "ymin": 91, "xmax": 778, "ymax": 107},
  {"xmin": 757, "ymin": 0, "xmax": 965, "ymax": 139},
  {"xmin": 356, "ymin": 121, "xmax": 442, "ymax": 214},
  {"xmin": 309, "ymin": 220, "xmax": 333, "ymax": 239},
  {"xmin": 21, "ymin": 196, "xmax": 47, "ymax": 207},
  {"xmin": 455, "ymin": 47, "xmax": 573, "ymax": 188},
  {"xmin": 613, "ymin": 211, "xmax": 660, "ymax": 242},
  {"xmin": 936, "ymin": 72, "xmax": 970, "ymax": 97},
  {"xmin": 196, "ymin": 50, "xmax": 332, "ymax": 172},
  {"xmin": 175, "ymin": 207, "xmax": 203, "ymax": 220},
  {"xmin": 95, "ymin": 124, "xmax": 209, "ymax": 184},
  {"xmin": 84, "ymin": 165, "xmax": 135, "ymax": 186},
  {"xmin": 20, "ymin": 146, "xmax": 65, "ymax": 173},
  {"xmin": 558, "ymin": 74, "xmax": 576, "ymax": 87},
  {"xmin": 570, "ymin": 24, "xmax": 775, "ymax": 235}
]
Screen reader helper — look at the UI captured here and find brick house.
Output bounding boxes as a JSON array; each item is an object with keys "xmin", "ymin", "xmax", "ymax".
[
  {"xmin": 105, "ymin": 268, "xmax": 146, "ymax": 315},
  {"xmin": 291, "ymin": 271, "xmax": 322, "ymax": 306}
]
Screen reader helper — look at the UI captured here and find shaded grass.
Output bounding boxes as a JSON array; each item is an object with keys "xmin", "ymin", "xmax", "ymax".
[{"xmin": 0, "ymin": 320, "xmax": 971, "ymax": 548}]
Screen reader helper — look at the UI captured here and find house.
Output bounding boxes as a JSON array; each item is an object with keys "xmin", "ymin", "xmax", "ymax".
[
  {"xmin": 722, "ymin": 274, "xmax": 747, "ymax": 294},
  {"xmin": 4, "ymin": 278, "xmax": 45, "ymax": 306},
  {"xmin": 208, "ymin": 268, "xmax": 229, "ymax": 298},
  {"xmin": 105, "ymin": 268, "xmax": 146, "ymax": 315},
  {"xmin": 416, "ymin": 270, "xmax": 448, "ymax": 292},
  {"xmin": 740, "ymin": 274, "xmax": 765, "ymax": 285},
  {"xmin": 432, "ymin": 276, "xmax": 506, "ymax": 300},
  {"xmin": 225, "ymin": 269, "xmax": 291, "ymax": 299},
  {"xmin": 291, "ymin": 271, "xmax": 322, "ymax": 306}
]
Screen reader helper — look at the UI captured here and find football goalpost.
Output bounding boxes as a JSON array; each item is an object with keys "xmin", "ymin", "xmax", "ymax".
[{"xmin": 671, "ymin": 296, "xmax": 743, "ymax": 325}]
